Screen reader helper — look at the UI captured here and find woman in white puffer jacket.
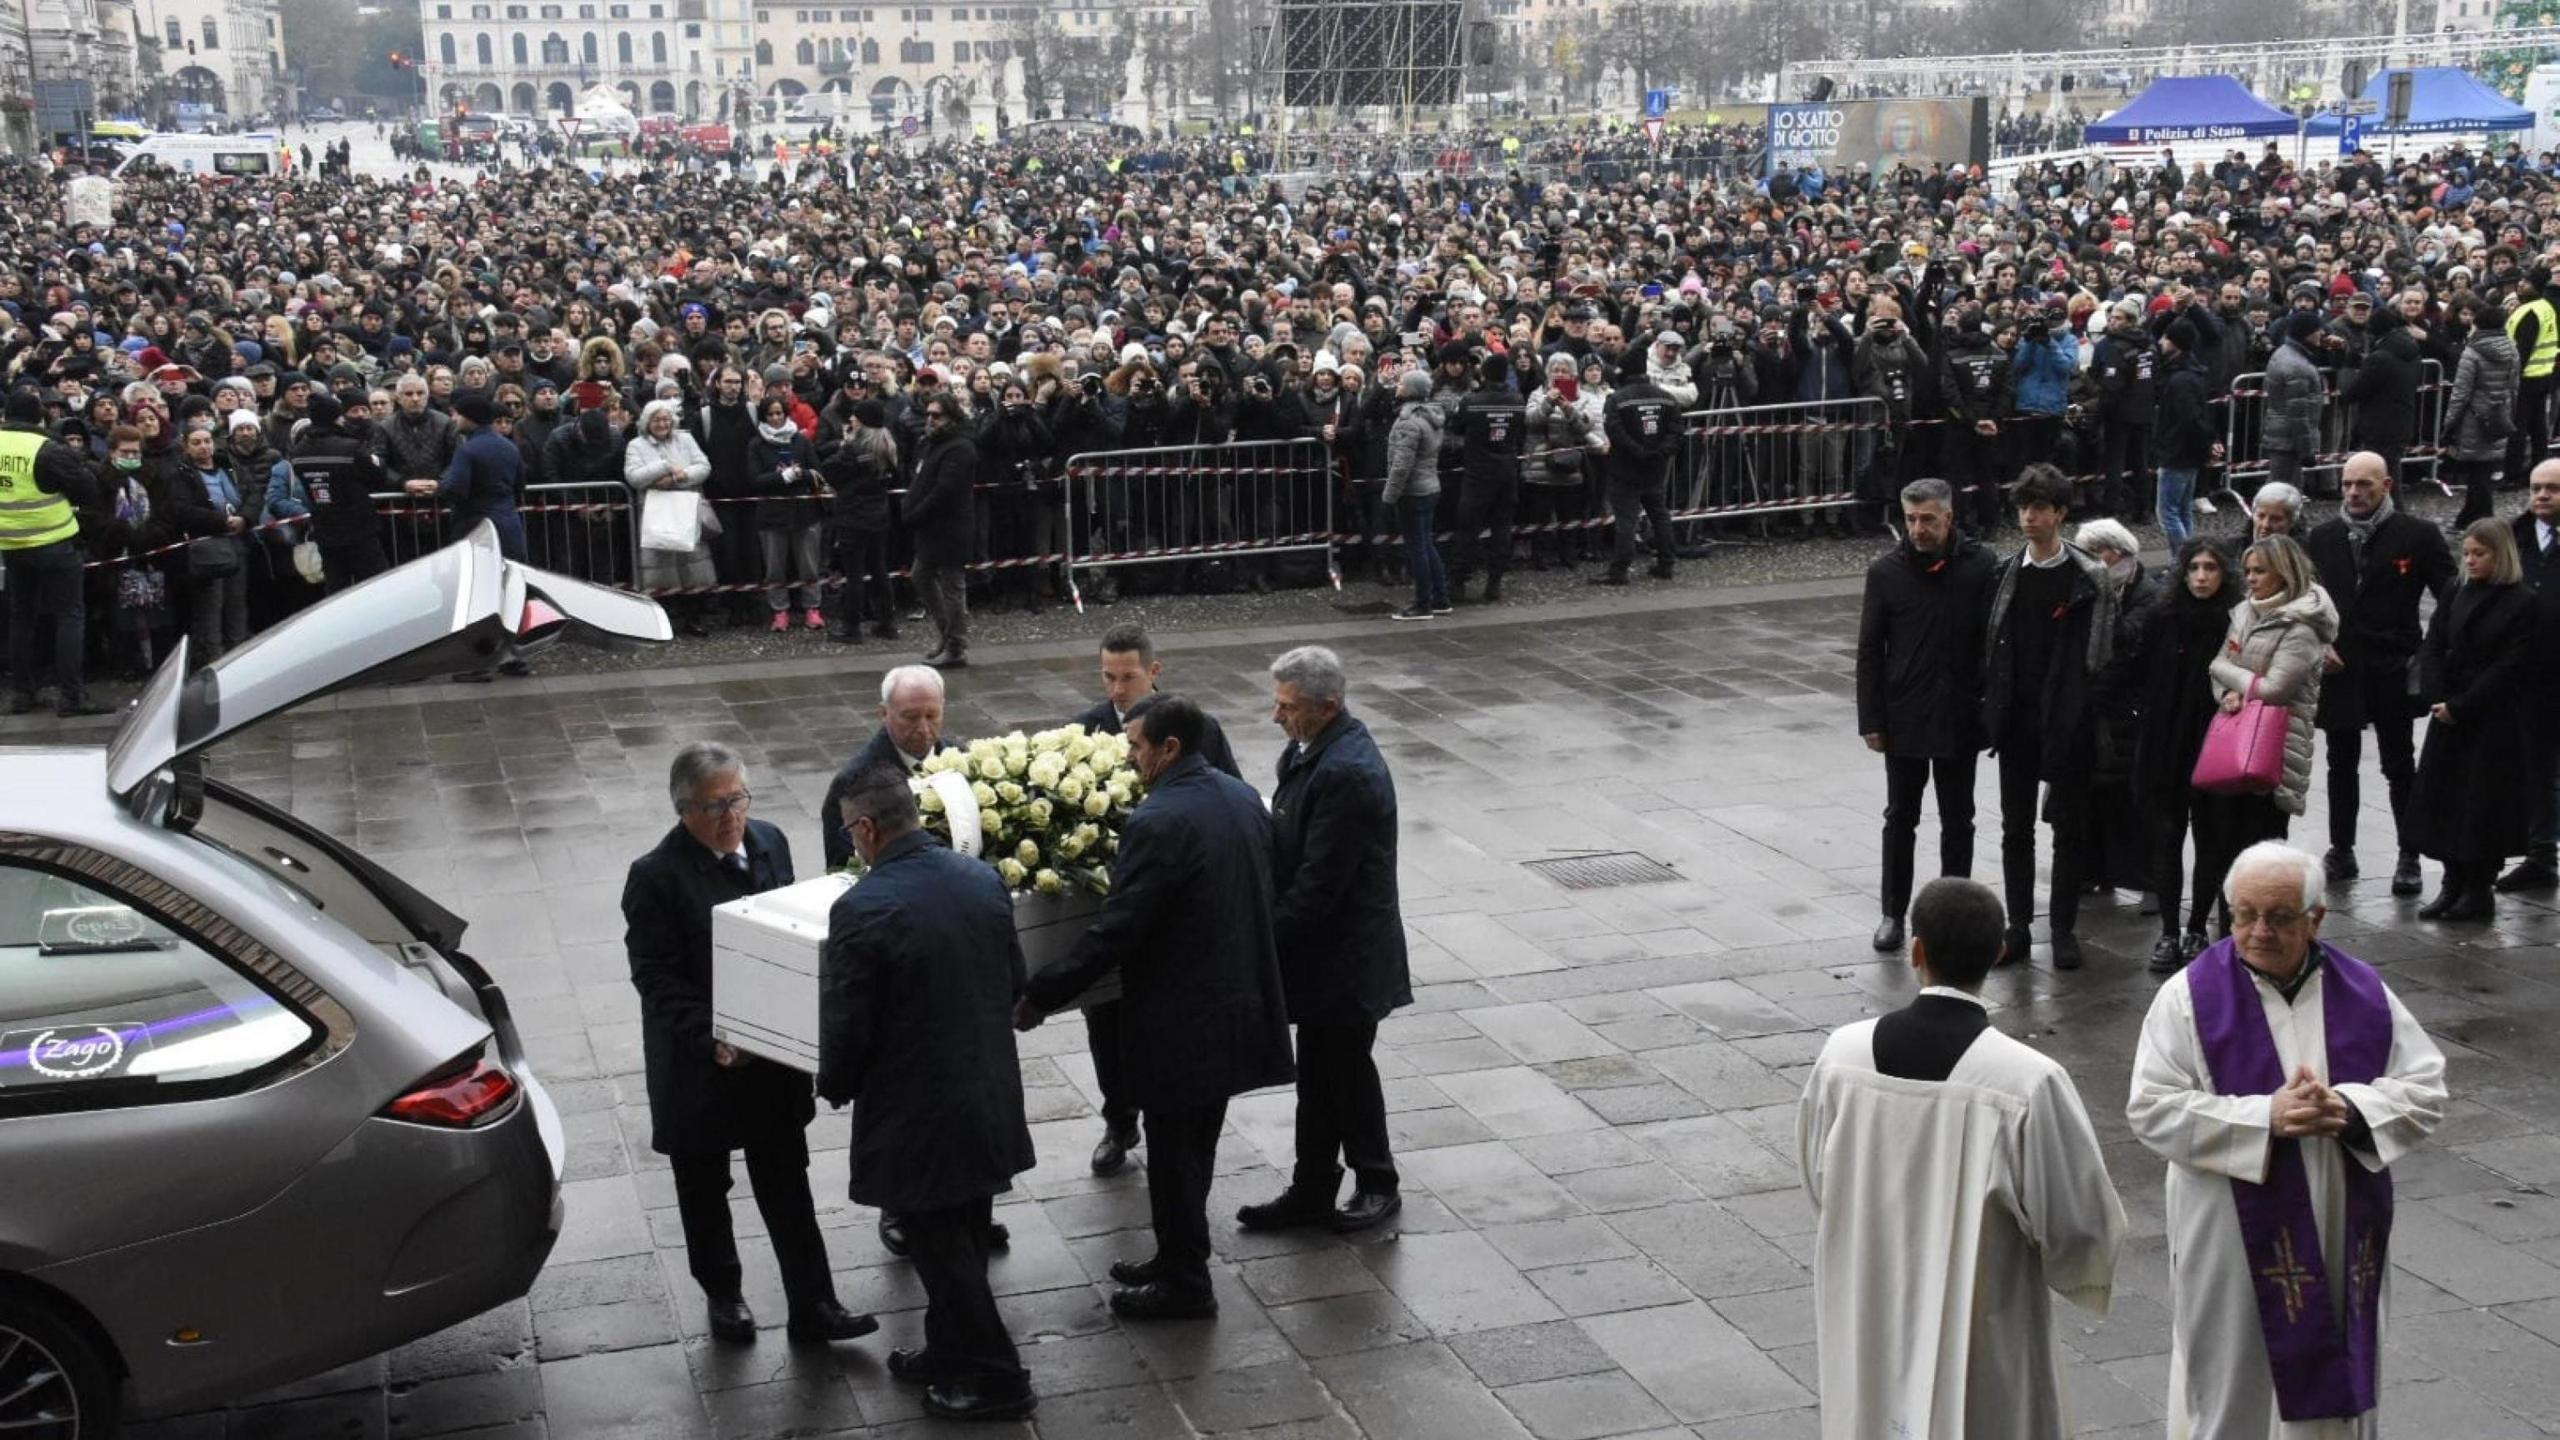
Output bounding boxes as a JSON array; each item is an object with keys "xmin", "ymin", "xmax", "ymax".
[{"xmin": 2196, "ymin": 534, "xmax": 2339, "ymax": 925}]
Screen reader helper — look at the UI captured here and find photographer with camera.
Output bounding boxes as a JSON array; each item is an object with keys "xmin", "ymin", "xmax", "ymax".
[{"xmin": 974, "ymin": 376, "xmax": 1058, "ymax": 612}]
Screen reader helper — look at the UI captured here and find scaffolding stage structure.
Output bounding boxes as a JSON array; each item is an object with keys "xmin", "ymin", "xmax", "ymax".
[{"xmin": 1266, "ymin": 0, "xmax": 1476, "ymax": 131}]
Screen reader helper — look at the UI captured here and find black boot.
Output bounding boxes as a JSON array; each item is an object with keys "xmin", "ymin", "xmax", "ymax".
[{"xmin": 2443, "ymin": 863, "xmax": 2496, "ymax": 923}]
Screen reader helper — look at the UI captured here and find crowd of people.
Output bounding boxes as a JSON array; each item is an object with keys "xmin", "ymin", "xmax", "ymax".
[{"xmin": 5, "ymin": 116, "xmax": 2560, "ymax": 702}]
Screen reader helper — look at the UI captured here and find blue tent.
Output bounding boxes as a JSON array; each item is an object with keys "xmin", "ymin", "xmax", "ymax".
[
  {"xmin": 2085, "ymin": 76, "xmax": 2297, "ymax": 146},
  {"xmin": 2306, "ymin": 67, "xmax": 2532, "ymax": 136}
]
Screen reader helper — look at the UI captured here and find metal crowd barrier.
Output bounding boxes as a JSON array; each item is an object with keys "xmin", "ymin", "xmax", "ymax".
[
  {"xmin": 1674, "ymin": 396, "xmax": 1889, "ymax": 517},
  {"xmin": 367, "ymin": 482, "xmax": 640, "ymax": 583},
  {"xmin": 1060, "ymin": 437, "xmax": 1337, "ymax": 611},
  {"xmin": 2225, "ymin": 359, "xmax": 2445, "ymax": 495}
]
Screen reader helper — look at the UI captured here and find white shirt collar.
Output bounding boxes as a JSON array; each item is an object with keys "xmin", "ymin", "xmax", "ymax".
[
  {"xmin": 1919, "ymin": 985, "xmax": 1990, "ymax": 1010},
  {"xmin": 2024, "ymin": 542, "xmax": 2071, "ymax": 569}
]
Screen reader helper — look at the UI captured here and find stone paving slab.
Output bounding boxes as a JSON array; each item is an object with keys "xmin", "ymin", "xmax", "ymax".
[{"xmin": 124, "ymin": 584, "xmax": 2560, "ymax": 1439}]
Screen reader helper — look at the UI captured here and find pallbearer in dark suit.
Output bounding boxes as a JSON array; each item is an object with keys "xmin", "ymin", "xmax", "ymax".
[
  {"xmin": 1237, "ymin": 645, "xmax": 1413, "ymax": 1236},
  {"xmin": 820, "ymin": 664, "xmax": 955, "ymax": 871},
  {"xmin": 1016, "ymin": 694, "xmax": 1296, "ymax": 1320},
  {"xmin": 2498, "ymin": 458, "xmax": 2560, "ymax": 892},
  {"xmin": 1069, "ymin": 623, "xmax": 1243, "ymax": 1179},
  {"xmin": 622, "ymin": 742, "xmax": 876, "ymax": 1348},
  {"xmin": 819, "ymin": 766, "xmax": 1038, "ymax": 1423}
]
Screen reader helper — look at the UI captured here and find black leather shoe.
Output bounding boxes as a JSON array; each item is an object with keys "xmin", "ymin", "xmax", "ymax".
[
  {"xmin": 2392, "ymin": 855, "xmax": 2425, "ymax": 896},
  {"xmin": 923, "ymin": 1381, "xmax": 1038, "ymax": 1422},
  {"xmin": 1091, "ymin": 1124, "xmax": 1139, "ymax": 1176},
  {"xmin": 1872, "ymin": 916, "xmax": 1905, "ymax": 952},
  {"xmin": 2050, "ymin": 933, "xmax": 2084, "ymax": 971},
  {"xmin": 886, "ymin": 1347, "xmax": 937, "ymax": 1384},
  {"xmin": 2149, "ymin": 936, "xmax": 2187, "ymax": 975},
  {"xmin": 2495, "ymin": 860, "xmax": 2557, "ymax": 893},
  {"xmin": 1236, "ymin": 1189, "xmax": 1336, "ymax": 1232},
  {"xmin": 707, "ymin": 1296, "xmax": 756, "ymax": 1344},
  {"xmin": 1109, "ymin": 1282, "xmax": 1218, "ymax": 1320},
  {"xmin": 786, "ymin": 1300, "xmax": 879, "ymax": 1344},
  {"xmin": 1107, "ymin": 1256, "xmax": 1160, "ymax": 1287},
  {"xmin": 2323, "ymin": 845, "xmax": 2359, "ymax": 883},
  {"xmin": 1996, "ymin": 929, "xmax": 2031, "ymax": 966},
  {"xmin": 982, "ymin": 1221, "xmax": 1010, "ymax": 1254},
  {"xmin": 2418, "ymin": 887, "xmax": 2460, "ymax": 921},
  {"xmin": 879, "ymin": 1214, "xmax": 909, "ymax": 1257},
  {"xmin": 2441, "ymin": 888, "xmax": 2494, "ymax": 924},
  {"xmin": 1332, "ymin": 1191, "xmax": 1401, "ymax": 1233}
]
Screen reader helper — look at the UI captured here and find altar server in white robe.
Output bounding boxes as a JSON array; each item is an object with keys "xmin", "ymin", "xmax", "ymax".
[
  {"xmin": 2128, "ymin": 841, "xmax": 2449, "ymax": 1440},
  {"xmin": 1798, "ymin": 876, "xmax": 2127, "ymax": 1440}
]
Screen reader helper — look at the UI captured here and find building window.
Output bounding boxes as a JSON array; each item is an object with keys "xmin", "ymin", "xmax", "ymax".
[
  {"xmin": 861, "ymin": 37, "xmax": 878, "ymax": 62},
  {"xmin": 477, "ymin": 33, "xmax": 493, "ymax": 64},
  {"xmin": 610, "ymin": 2, "xmax": 630, "ymax": 13},
  {"xmin": 686, "ymin": 22, "xmax": 701, "ymax": 36},
  {"xmin": 542, "ymin": 32, "xmax": 569, "ymax": 61},
  {"xmin": 441, "ymin": 33, "xmax": 460, "ymax": 63},
  {"xmin": 506, "ymin": 3, "xmax": 526, "ymax": 14},
  {"xmin": 539, "ymin": 3, "xmax": 561, "ymax": 13},
  {"xmin": 203, "ymin": 17, "xmax": 220, "ymax": 47},
  {"xmin": 653, "ymin": 31, "xmax": 667, "ymax": 61},
  {"xmin": 756, "ymin": 38, "xmax": 772, "ymax": 64},
  {"xmin": 165, "ymin": 17, "xmax": 181, "ymax": 47},
  {"xmin": 582, "ymin": 31, "xmax": 599, "ymax": 62},
  {"xmin": 513, "ymin": 33, "xmax": 528, "ymax": 62},
  {"xmin": 617, "ymin": 31, "xmax": 633, "ymax": 62},
  {"xmin": 900, "ymin": 37, "xmax": 931, "ymax": 61}
]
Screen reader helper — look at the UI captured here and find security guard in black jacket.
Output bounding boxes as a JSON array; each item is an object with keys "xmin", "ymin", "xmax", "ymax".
[
  {"xmin": 1446, "ymin": 357, "xmax": 1525, "ymax": 602},
  {"xmin": 1937, "ymin": 312, "xmax": 2015, "ymax": 537},
  {"xmin": 1596, "ymin": 374, "xmax": 1681, "ymax": 584},
  {"xmin": 286, "ymin": 391, "xmax": 391, "ymax": 592}
]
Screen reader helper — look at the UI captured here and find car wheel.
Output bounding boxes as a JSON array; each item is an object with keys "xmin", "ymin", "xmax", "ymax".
[{"xmin": 0, "ymin": 1292, "xmax": 119, "ymax": 1439}]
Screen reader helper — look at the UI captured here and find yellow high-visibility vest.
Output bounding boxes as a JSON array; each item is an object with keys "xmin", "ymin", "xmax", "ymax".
[
  {"xmin": 2513, "ymin": 297, "xmax": 2559, "ymax": 379},
  {"xmin": 0, "ymin": 429, "xmax": 76, "ymax": 551}
]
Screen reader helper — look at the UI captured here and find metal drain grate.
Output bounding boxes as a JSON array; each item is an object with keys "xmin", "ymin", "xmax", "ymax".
[{"xmin": 1523, "ymin": 852, "xmax": 1682, "ymax": 890}]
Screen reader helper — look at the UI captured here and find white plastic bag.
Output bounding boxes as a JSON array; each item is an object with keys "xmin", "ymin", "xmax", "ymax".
[
  {"xmin": 640, "ymin": 488, "xmax": 702, "ymax": 553},
  {"xmin": 292, "ymin": 540, "xmax": 325, "ymax": 585}
]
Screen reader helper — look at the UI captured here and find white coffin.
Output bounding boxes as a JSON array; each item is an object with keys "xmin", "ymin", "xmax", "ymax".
[{"xmin": 711, "ymin": 874, "xmax": 1115, "ymax": 1074}]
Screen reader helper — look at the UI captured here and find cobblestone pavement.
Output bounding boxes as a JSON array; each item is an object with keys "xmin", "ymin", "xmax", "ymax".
[{"xmin": 123, "ymin": 573, "xmax": 2560, "ymax": 1440}]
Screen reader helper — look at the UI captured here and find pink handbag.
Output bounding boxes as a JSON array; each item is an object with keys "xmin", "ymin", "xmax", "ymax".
[{"xmin": 2191, "ymin": 676, "xmax": 2288, "ymax": 796}]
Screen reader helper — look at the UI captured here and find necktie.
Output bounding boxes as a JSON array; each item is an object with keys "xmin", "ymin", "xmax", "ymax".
[
  {"xmin": 2543, "ymin": 528, "xmax": 2554, "ymax": 558},
  {"xmin": 723, "ymin": 852, "xmax": 750, "ymax": 883}
]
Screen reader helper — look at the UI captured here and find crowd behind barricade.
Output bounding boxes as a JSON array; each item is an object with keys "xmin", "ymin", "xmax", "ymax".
[{"xmin": 5, "ymin": 123, "xmax": 2560, "ymax": 704}]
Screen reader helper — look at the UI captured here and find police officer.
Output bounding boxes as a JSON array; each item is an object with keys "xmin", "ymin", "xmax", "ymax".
[
  {"xmin": 2508, "ymin": 267, "xmax": 2558, "ymax": 488},
  {"xmin": 2090, "ymin": 299, "xmax": 2158, "ymax": 520},
  {"xmin": 1446, "ymin": 356, "xmax": 1525, "ymax": 603},
  {"xmin": 1, "ymin": 388, "xmax": 109, "ymax": 717},
  {"xmin": 1594, "ymin": 361, "xmax": 1681, "ymax": 586},
  {"xmin": 287, "ymin": 391, "xmax": 391, "ymax": 593}
]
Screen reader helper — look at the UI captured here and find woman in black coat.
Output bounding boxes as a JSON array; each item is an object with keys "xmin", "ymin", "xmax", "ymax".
[
  {"xmin": 973, "ymin": 378, "xmax": 1056, "ymax": 609},
  {"xmin": 2072, "ymin": 521, "xmax": 2161, "ymax": 901},
  {"xmin": 820, "ymin": 402, "xmax": 899, "ymax": 643},
  {"xmin": 2134, "ymin": 535, "xmax": 2239, "ymax": 971},
  {"xmin": 2412, "ymin": 517, "xmax": 2540, "ymax": 922}
]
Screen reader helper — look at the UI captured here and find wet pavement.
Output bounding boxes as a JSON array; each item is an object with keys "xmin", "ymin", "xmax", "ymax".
[{"xmin": 115, "ymin": 561, "xmax": 2560, "ymax": 1440}]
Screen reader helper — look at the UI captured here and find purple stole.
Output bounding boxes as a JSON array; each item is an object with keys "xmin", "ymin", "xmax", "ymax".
[{"xmin": 2188, "ymin": 938, "xmax": 2395, "ymax": 1421}]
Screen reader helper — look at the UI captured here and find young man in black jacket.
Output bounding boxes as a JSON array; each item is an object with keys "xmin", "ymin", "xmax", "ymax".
[
  {"xmin": 1980, "ymin": 465, "xmax": 2118, "ymax": 970},
  {"xmin": 1857, "ymin": 479, "xmax": 1996, "ymax": 952}
]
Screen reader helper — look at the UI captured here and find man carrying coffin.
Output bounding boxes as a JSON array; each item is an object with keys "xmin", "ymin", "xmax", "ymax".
[
  {"xmin": 2128, "ymin": 841, "xmax": 2449, "ymax": 1438},
  {"xmin": 1797, "ymin": 877, "xmax": 2125, "ymax": 1438}
]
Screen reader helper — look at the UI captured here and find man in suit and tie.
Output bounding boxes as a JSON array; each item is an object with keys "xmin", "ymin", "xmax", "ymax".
[
  {"xmin": 623, "ymin": 742, "xmax": 876, "ymax": 1348},
  {"xmin": 2305, "ymin": 452, "xmax": 2456, "ymax": 894},
  {"xmin": 818, "ymin": 765, "xmax": 1038, "ymax": 1423},
  {"xmin": 2501, "ymin": 458, "xmax": 2560, "ymax": 891},
  {"xmin": 821, "ymin": 664, "xmax": 955, "ymax": 870},
  {"xmin": 1015, "ymin": 694, "xmax": 1296, "ymax": 1320},
  {"xmin": 1236, "ymin": 645, "xmax": 1413, "ymax": 1235},
  {"xmin": 1069, "ymin": 624, "xmax": 1242, "ymax": 1179}
]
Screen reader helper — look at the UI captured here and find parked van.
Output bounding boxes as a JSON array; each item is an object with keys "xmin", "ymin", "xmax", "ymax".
[{"xmin": 110, "ymin": 132, "xmax": 289, "ymax": 179}]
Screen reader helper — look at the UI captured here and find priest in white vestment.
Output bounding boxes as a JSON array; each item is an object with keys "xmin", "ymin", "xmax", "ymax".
[
  {"xmin": 1799, "ymin": 877, "xmax": 2127, "ymax": 1439},
  {"xmin": 2129, "ymin": 842, "xmax": 2449, "ymax": 1440}
]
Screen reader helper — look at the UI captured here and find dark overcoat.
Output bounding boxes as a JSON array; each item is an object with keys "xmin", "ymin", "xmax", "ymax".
[
  {"xmin": 816, "ymin": 829, "xmax": 1036, "ymax": 1214},
  {"xmin": 819, "ymin": 729, "xmax": 955, "ymax": 871},
  {"xmin": 1855, "ymin": 535, "xmax": 1995, "ymax": 758},
  {"xmin": 2412, "ymin": 580, "xmax": 2539, "ymax": 863},
  {"xmin": 1023, "ymin": 755, "xmax": 1295, "ymax": 1109},
  {"xmin": 1270, "ymin": 712, "xmax": 1412, "ymax": 1025},
  {"xmin": 2306, "ymin": 509, "xmax": 2455, "ymax": 732},
  {"xmin": 622, "ymin": 818, "xmax": 816, "ymax": 1155},
  {"xmin": 1074, "ymin": 698, "xmax": 1241, "ymax": 779}
]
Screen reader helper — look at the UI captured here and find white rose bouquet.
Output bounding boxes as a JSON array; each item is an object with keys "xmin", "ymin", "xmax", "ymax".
[{"xmin": 906, "ymin": 724, "xmax": 1144, "ymax": 896}]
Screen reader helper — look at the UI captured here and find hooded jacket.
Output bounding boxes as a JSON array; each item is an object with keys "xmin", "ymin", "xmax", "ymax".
[{"xmin": 1382, "ymin": 397, "xmax": 1445, "ymax": 505}]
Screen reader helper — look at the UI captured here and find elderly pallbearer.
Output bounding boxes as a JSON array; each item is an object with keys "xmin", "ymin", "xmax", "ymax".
[
  {"xmin": 2127, "ymin": 842, "xmax": 2449, "ymax": 1438},
  {"xmin": 623, "ymin": 742, "xmax": 876, "ymax": 1347},
  {"xmin": 818, "ymin": 766, "xmax": 1037, "ymax": 1423},
  {"xmin": 1235, "ymin": 645, "xmax": 1413, "ymax": 1235},
  {"xmin": 821, "ymin": 664, "xmax": 957, "ymax": 871},
  {"xmin": 1798, "ymin": 877, "xmax": 2124, "ymax": 1438}
]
